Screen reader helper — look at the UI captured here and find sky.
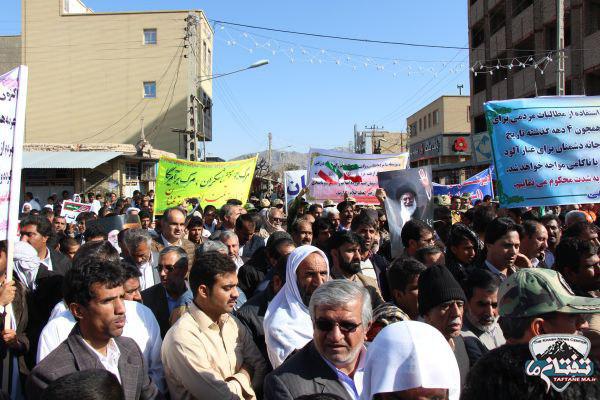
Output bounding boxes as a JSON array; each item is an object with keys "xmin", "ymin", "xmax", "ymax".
[{"xmin": 1, "ymin": 1, "xmax": 470, "ymax": 160}]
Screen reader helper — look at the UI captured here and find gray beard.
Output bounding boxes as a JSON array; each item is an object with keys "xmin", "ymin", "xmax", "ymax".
[
  {"xmin": 400, "ymin": 203, "xmax": 417, "ymax": 222},
  {"xmin": 466, "ymin": 311, "xmax": 496, "ymax": 333}
]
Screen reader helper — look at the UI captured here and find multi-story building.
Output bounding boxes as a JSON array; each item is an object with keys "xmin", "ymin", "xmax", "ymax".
[
  {"xmin": 406, "ymin": 95, "xmax": 474, "ymax": 183},
  {"xmin": 468, "ymin": 0, "xmax": 600, "ymax": 134},
  {"xmin": 14, "ymin": 0, "xmax": 213, "ymax": 198}
]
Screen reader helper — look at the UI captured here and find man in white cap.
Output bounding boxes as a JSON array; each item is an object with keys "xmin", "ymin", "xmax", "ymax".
[
  {"xmin": 263, "ymin": 245, "xmax": 329, "ymax": 368},
  {"xmin": 360, "ymin": 321, "xmax": 461, "ymax": 400}
]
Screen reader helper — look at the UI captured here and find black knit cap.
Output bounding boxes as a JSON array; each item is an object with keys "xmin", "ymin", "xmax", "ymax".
[{"xmin": 418, "ymin": 264, "xmax": 467, "ymax": 316}]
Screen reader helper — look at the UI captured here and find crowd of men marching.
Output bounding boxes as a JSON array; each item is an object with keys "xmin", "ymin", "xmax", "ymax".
[{"xmin": 1, "ymin": 187, "xmax": 599, "ymax": 399}]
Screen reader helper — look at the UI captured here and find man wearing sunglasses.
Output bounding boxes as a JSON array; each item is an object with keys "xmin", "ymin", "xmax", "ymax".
[
  {"xmin": 141, "ymin": 246, "xmax": 193, "ymax": 338},
  {"xmin": 264, "ymin": 280, "xmax": 371, "ymax": 400}
]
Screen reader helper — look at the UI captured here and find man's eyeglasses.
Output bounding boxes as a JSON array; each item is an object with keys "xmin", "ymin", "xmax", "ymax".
[
  {"xmin": 156, "ymin": 264, "xmax": 176, "ymax": 273},
  {"xmin": 315, "ymin": 318, "xmax": 362, "ymax": 333},
  {"xmin": 270, "ymin": 217, "xmax": 285, "ymax": 223}
]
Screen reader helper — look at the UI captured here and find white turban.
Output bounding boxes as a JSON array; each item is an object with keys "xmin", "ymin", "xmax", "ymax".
[
  {"xmin": 263, "ymin": 245, "xmax": 329, "ymax": 368},
  {"xmin": 360, "ymin": 321, "xmax": 461, "ymax": 400},
  {"xmin": 13, "ymin": 241, "xmax": 41, "ymax": 291}
]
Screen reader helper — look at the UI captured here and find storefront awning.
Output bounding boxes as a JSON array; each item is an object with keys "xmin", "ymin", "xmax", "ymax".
[{"xmin": 22, "ymin": 151, "xmax": 122, "ymax": 169}]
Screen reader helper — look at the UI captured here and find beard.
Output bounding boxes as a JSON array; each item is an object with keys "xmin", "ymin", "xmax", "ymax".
[
  {"xmin": 340, "ymin": 259, "xmax": 362, "ymax": 275},
  {"xmin": 466, "ymin": 310, "xmax": 496, "ymax": 333},
  {"xmin": 400, "ymin": 202, "xmax": 417, "ymax": 222}
]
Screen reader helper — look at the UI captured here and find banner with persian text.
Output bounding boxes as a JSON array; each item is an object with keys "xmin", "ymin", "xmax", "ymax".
[
  {"xmin": 306, "ymin": 148, "xmax": 409, "ymax": 205},
  {"xmin": 154, "ymin": 156, "xmax": 257, "ymax": 214},
  {"xmin": 284, "ymin": 169, "xmax": 307, "ymax": 209},
  {"xmin": 432, "ymin": 167, "xmax": 494, "ymax": 201},
  {"xmin": 0, "ymin": 66, "xmax": 27, "ymax": 241},
  {"xmin": 485, "ymin": 96, "xmax": 600, "ymax": 207},
  {"xmin": 60, "ymin": 200, "xmax": 92, "ymax": 224}
]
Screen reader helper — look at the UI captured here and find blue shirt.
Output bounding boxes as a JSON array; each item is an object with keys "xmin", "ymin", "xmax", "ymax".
[
  {"xmin": 166, "ymin": 288, "xmax": 194, "ymax": 315},
  {"xmin": 321, "ymin": 346, "xmax": 366, "ymax": 400}
]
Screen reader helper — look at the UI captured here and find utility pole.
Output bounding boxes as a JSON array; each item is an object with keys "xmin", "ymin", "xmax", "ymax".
[
  {"xmin": 185, "ymin": 13, "xmax": 199, "ymax": 161},
  {"xmin": 267, "ymin": 132, "xmax": 273, "ymax": 194},
  {"xmin": 557, "ymin": 0, "xmax": 565, "ymax": 96}
]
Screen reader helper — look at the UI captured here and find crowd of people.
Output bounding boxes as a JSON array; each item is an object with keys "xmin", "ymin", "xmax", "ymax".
[{"xmin": 1, "ymin": 187, "xmax": 599, "ymax": 399}]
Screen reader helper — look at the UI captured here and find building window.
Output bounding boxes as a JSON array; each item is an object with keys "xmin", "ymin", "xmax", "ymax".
[
  {"xmin": 433, "ymin": 109, "xmax": 439, "ymax": 125},
  {"xmin": 410, "ymin": 123, "xmax": 417, "ymax": 137},
  {"xmin": 419, "ymin": 118, "xmax": 422, "ymax": 131},
  {"xmin": 207, "ymin": 48, "xmax": 212, "ymax": 74},
  {"xmin": 428, "ymin": 113, "xmax": 432, "ymax": 128},
  {"xmin": 143, "ymin": 29, "xmax": 157, "ymax": 45},
  {"xmin": 512, "ymin": 0, "xmax": 533, "ymax": 17},
  {"xmin": 143, "ymin": 81, "xmax": 156, "ymax": 98},
  {"xmin": 125, "ymin": 163, "xmax": 139, "ymax": 181},
  {"xmin": 586, "ymin": 0, "xmax": 600, "ymax": 35}
]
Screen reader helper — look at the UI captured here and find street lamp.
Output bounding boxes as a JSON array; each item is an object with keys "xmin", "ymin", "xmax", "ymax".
[
  {"xmin": 192, "ymin": 59, "xmax": 270, "ymax": 161},
  {"xmin": 197, "ymin": 59, "xmax": 269, "ymax": 83}
]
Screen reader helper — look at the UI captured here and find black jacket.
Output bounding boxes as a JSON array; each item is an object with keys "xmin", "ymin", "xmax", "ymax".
[
  {"xmin": 237, "ymin": 256, "xmax": 270, "ymax": 297},
  {"xmin": 48, "ymin": 249, "xmax": 71, "ymax": 276},
  {"xmin": 235, "ymin": 285, "xmax": 274, "ymax": 369},
  {"xmin": 141, "ymin": 284, "xmax": 170, "ymax": 338},
  {"xmin": 264, "ymin": 341, "xmax": 353, "ymax": 400},
  {"xmin": 20, "ymin": 266, "xmax": 63, "ymax": 371}
]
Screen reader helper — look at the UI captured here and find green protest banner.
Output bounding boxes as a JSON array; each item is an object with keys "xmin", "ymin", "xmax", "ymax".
[{"xmin": 154, "ymin": 156, "xmax": 257, "ymax": 214}]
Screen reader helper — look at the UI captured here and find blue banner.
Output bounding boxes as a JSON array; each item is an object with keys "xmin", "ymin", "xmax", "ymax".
[
  {"xmin": 485, "ymin": 96, "xmax": 600, "ymax": 207},
  {"xmin": 433, "ymin": 167, "xmax": 494, "ymax": 200}
]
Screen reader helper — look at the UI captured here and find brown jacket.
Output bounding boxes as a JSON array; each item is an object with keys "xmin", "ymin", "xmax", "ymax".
[
  {"xmin": 150, "ymin": 237, "xmax": 197, "ymax": 270},
  {"xmin": 0, "ymin": 280, "xmax": 29, "ymax": 377}
]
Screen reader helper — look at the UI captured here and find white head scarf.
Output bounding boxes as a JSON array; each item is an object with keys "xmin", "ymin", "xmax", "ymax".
[
  {"xmin": 13, "ymin": 241, "xmax": 41, "ymax": 291},
  {"xmin": 21, "ymin": 202, "xmax": 32, "ymax": 213},
  {"xmin": 360, "ymin": 321, "xmax": 461, "ymax": 400},
  {"xmin": 263, "ymin": 245, "xmax": 329, "ymax": 368}
]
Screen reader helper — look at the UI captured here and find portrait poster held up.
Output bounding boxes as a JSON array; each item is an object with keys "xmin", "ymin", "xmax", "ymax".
[
  {"xmin": 485, "ymin": 96, "xmax": 600, "ymax": 208},
  {"xmin": 154, "ymin": 156, "xmax": 257, "ymax": 214},
  {"xmin": 306, "ymin": 148, "xmax": 409, "ymax": 205},
  {"xmin": 284, "ymin": 169, "xmax": 307, "ymax": 211},
  {"xmin": 378, "ymin": 166, "xmax": 434, "ymax": 258}
]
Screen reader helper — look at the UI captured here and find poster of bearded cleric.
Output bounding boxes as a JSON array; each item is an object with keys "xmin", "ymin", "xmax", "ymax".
[{"xmin": 378, "ymin": 166, "xmax": 434, "ymax": 258}]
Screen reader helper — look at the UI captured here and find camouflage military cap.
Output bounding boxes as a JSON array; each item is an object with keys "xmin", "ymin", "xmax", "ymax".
[{"xmin": 498, "ymin": 268, "xmax": 600, "ymax": 318}]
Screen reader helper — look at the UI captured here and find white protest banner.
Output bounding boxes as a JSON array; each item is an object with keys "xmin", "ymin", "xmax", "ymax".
[
  {"xmin": 0, "ymin": 66, "xmax": 27, "ymax": 391},
  {"xmin": 284, "ymin": 169, "xmax": 307, "ymax": 210},
  {"xmin": 60, "ymin": 200, "xmax": 93, "ymax": 224},
  {"xmin": 0, "ymin": 66, "xmax": 27, "ymax": 242},
  {"xmin": 307, "ymin": 148, "xmax": 409, "ymax": 204}
]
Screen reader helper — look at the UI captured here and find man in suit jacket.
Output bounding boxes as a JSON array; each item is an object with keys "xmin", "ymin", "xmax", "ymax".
[
  {"xmin": 150, "ymin": 207, "xmax": 196, "ymax": 270},
  {"xmin": 26, "ymin": 258, "xmax": 162, "ymax": 400},
  {"xmin": 141, "ymin": 247, "xmax": 193, "ymax": 338},
  {"xmin": 123, "ymin": 229, "xmax": 161, "ymax": 291},
  {"xmin": 20, "ymin": 215, "xmax": 71, "ymax": 275},
  {"xmin": 264, "ymin": 280, "xmax": 372, "ymax": 400}
]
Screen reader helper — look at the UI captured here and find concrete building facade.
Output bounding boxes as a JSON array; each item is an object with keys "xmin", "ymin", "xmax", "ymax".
[
  {"xmin": 21, "ymin": 0, "xmax": 213, "ymax": 158},
  {"xmin": 406, "ymin": 95, "xmax": 474, "ymax": 183},
  {"xmin": 468, "ymin": 0, "xmax": 600, "ymax": 133}
]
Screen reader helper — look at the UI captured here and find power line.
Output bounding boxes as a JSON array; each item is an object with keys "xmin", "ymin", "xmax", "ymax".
[{"xmin": 211, "ymin": 19, "xmax": 470, "ymax": 50}]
